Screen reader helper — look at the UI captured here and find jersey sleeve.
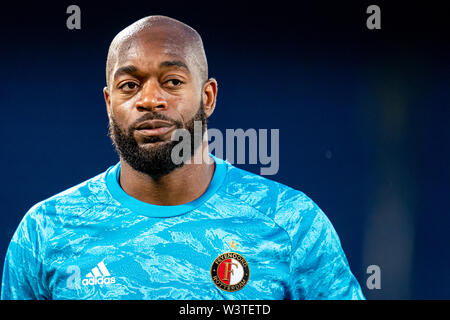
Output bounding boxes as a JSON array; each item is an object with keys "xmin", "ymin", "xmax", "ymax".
[
  {"xmin": 1, "ymin": 205, "xmax": 49, "ymax": 300},
  {"xmin": 281, "ymin": 192, "xmax": 365, "ymax": 300}
]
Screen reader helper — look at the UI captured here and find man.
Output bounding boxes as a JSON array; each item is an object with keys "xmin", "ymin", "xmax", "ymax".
[{"xmin": 1, "ymin": 16, "xmax": 365, "ymax": 300}]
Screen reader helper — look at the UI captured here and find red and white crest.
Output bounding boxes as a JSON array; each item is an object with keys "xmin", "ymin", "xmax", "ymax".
[{"xmin": 211, "ymin": 252, "xmax": 250, "ymax": 292}]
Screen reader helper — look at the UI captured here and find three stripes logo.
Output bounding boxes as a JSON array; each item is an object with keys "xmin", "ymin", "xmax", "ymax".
[{"xmin": 82, "ymin": 261, "xmax": 116, "ymax": 286}]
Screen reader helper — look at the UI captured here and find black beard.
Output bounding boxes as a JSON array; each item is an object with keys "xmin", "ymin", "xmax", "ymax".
[{"xmin": 108, "ymin": 102, "xmax": 206, "ymax": 179}]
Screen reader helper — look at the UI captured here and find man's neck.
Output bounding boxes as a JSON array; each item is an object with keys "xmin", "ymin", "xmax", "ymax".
[{"xmin": 118, "ymin": 147, "xmax": 215, "ymax": 206}]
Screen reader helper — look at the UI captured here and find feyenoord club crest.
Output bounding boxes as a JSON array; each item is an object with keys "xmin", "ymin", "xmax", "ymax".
[{"xmin": 210, "ymin": 252, "xmax": 250, "ymax": 292}]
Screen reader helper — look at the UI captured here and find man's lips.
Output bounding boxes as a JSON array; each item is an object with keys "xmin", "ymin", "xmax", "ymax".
[{"xmin": 134, "ymin": 120, "xmax": 176, "ymax": 137}]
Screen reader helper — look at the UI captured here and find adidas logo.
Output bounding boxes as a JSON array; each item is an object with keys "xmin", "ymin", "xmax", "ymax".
[{"xmin": 82, "ymin": 261, "xmax": 116, "ymax": 286}]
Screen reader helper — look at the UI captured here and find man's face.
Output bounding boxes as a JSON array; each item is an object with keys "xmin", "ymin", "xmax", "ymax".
[{"xmin": 104, "ymin": 30, "xmax": 207, "ymax": 177}]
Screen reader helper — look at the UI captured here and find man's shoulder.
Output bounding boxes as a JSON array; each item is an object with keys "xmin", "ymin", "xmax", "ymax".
[
  {"xmin": 222, "ymin": 162, "xmax": 297, "ymax": 198},
  {"xmin": 24, "ymin": 167, "xmax": 113, "ymax": 222},
  {"xmin": 221, "ymin": 162, "xmax": 337, "ymax": 247},
  {"xmin": 221, "ymin": 163, "xmax": 322, "ymax": 224}
]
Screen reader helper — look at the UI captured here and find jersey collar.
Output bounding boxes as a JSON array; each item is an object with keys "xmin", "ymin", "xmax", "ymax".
[{"xmin": 105, "ymin": 154, "xmax": 227, "ymax": 218}]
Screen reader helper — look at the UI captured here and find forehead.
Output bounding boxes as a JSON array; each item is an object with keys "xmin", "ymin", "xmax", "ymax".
[{"xmin": 113, "ymin": 30, "xmax": 195, "ymax": 73}]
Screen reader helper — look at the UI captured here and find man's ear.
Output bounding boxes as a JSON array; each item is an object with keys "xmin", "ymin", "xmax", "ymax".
[
  {"xmin": 103, "ymin": 86, "xmax": 112, "ymax": 118},
  {"xmin": 202, "ymin": 78, "xmax": 218, "ymax": 118}
]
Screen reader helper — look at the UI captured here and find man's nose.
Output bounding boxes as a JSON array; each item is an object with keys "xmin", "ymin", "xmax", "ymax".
[{"xmin": 135, "ymin": 80, "xmax": 168, "ymax": 111}]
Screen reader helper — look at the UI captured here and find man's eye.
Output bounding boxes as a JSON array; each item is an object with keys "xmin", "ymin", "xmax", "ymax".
[
  {"xmin": 166, "ymin": 79, "xmax": 183, "ymax": 87},
  {"xmin": 120, "ymin": 82, "xmax": 138, "ymax": 90}
]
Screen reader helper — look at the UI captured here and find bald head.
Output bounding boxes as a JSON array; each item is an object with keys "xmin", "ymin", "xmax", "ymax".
[{"xmin": 106, "ymin": 15, "xmax": 208, "ymax": 88}]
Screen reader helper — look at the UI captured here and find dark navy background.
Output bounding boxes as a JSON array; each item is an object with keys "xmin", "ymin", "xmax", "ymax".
[{"xmin": 0, "ymin": 1, "xmax": 449, "ymax": 299}]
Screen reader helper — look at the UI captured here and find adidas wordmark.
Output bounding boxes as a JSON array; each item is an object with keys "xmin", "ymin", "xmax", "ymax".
[{"xmin": 82, "ymin": 261, "xmax": 116, "ymax": 286}]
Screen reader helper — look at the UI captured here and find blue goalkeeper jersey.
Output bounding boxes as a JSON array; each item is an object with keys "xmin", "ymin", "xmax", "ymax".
[{"xmin": 1, "ymin": 155, "xmax": 365, "ymax": 300}]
